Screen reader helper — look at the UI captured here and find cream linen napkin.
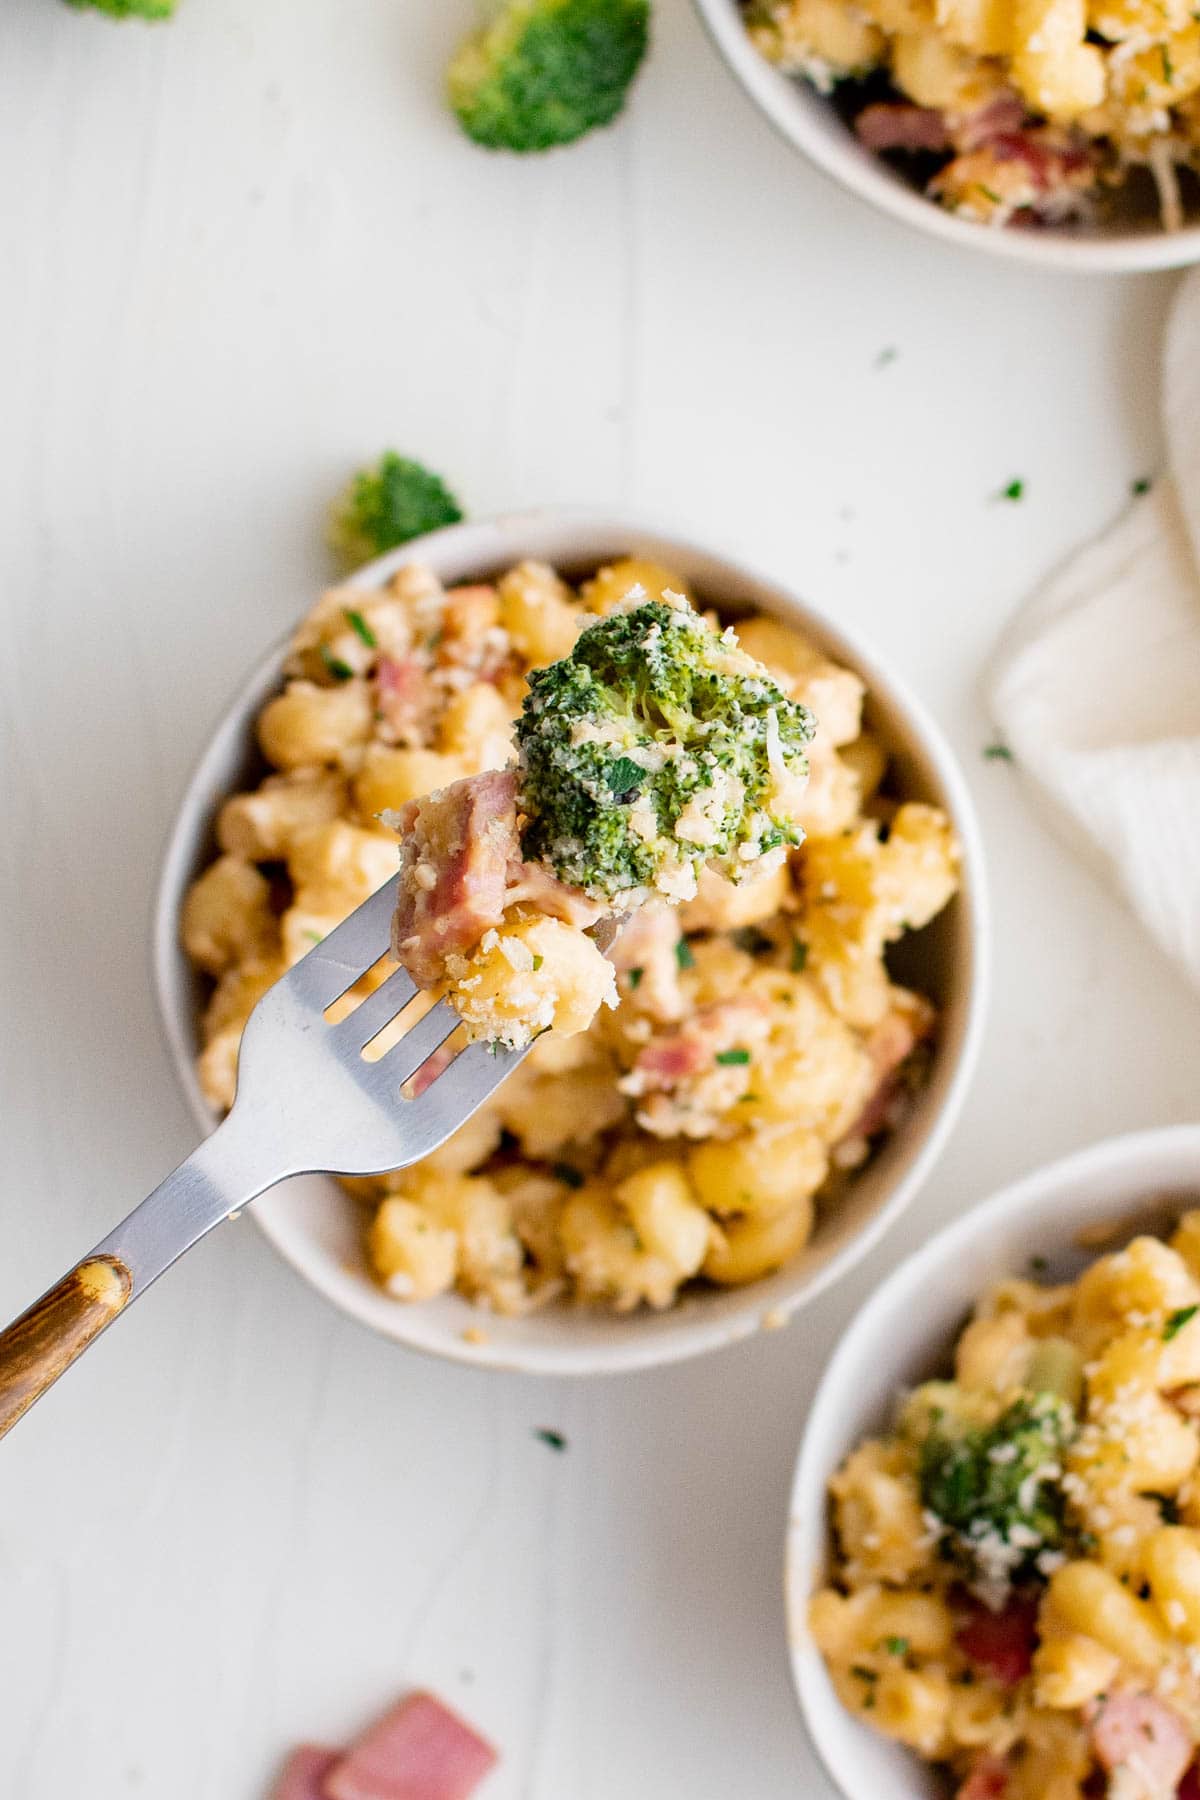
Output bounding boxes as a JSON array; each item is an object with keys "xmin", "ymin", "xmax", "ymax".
[{"xmin": 988, "ymin": 268, "xmax": 1200, "ymax": 989}]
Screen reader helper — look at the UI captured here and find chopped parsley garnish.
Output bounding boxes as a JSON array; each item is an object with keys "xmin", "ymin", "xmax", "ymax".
[
  {"xmin": 882, "ymin": 1637, "xmax": 909, "ymax": 1657},
  {"xmin": 532, "ymin": 954, "xmax": 544, "ymax": 971},
  {"xmin": 627, "ymin": 966, "xmax": 644, "ymax": 989},
  {"xmin": 675, "ymin": 938, "xmax": 695, "ymax": 970},
  {"xmin": 344, "ymin": 607, "xmax": 377, "ymax": 649},
  {"xmin": 553, "ymin": 1162, "xmax": 585, "ymax": 1189},
  {"xmin": 606, "ymin": 756, "xmax": 644, "ymax": 798},
  {"xmin": 998, "ymin": 478, "xmax": 1025, "ymax": 503},
  {"xmin": 790, "ymin": 937, "xmax": 808, "ymax": 973},
  {"xmin": 303, "ymin": 929, "xmax": 324, "ymax": 944},
  {"xmin": 983, "ymin": 743, "xmax": 1014, "ymax": 763},
  {"xmin": 1132, "ymin": 476, "xmax": 1153, "ymax": 497},
  {"xmin": 320, "ymin": 644, "xmax": 355, "ymax": 682},
  {"xmin": 874, "ymin": 346, "xmax": 898, "ymax": 370},
  {"xmin": 1163, "ymin": 43, "xmax": 1174, "ymax": 80},
  {"xmin": 716, "ymin": 1047, "xmax": 751, "ymax": 1066},
  {"xmin": 533, "ymin": 1428, "xmax": 568, "ymax": 1452},
  {"xmin": 977, "ymin": 184, "xmax": 1003, "ymax": 205},
  {"xmin": 1164, "ymin": 1305, "xmax": 1198, "ymax": 1341}
]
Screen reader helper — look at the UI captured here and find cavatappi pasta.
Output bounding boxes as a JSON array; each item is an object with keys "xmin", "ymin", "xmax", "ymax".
[
  {"xmin": 180, "ymin": 557, "xmax": 960, "ymax": 1316},
  {"xmin": 812, "ymin": 1218, "xmax": 1200, "ymax": 1798},
  {"xmin": 745, "ymin": 0, "xmax": 1200, "ymax": 231}
]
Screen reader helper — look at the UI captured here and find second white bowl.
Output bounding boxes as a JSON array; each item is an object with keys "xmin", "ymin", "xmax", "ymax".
[
  {"xmin": 788, "ymin": 1123, "xmax": 1200, "ymax": 1799},
  {"xmin": 154, "ymin": 507, "xmax": 987, "ymax": 1376}
]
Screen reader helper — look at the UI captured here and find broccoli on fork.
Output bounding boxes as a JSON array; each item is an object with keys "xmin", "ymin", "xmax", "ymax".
[
  {"xmin": 516, "ymin": 596, "xmax": 817, "ymax": 904},
  {"xmin": 449, "ymin": 0, "xmax": 651, "ymax": 152}
]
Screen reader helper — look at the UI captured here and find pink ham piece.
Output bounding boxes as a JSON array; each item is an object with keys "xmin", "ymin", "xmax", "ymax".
[
  {"xmin": 956, "ymin": 91, "xmax": 1026, "ymax": 151},
  {"xmin": 855, "ymin": 103, "xmax": 951, "ymax": 153},
  {"xmin": 269, "ymin": 1745, "xmax": 340, "ymax": 1800},
  {"xmin": 1088, "ymin": 1693, "xmax": 1193, "ymax": 1796},
  {"xmin": 323, "ymin": 1691, "xmax": 498, "ymax": 1800},
  {"xmin": 391, "ymin": 771, "xmax": 519, "ymax": 987},
  {"xmin": 841, "ymin": 1000, "xmax": 933, "ymax": 1143},
  {"xmin": 376, "ymin": 654, "xmax": 437, "ymax": 745},
  {"xmin": 409, "ymin": 1041, "xmax": 456, "ymax": 1099},
  {"xmin": 955, "ymin": 1592, "xmax": 1039, "ymax": 1687},
  {"xmin": 634, "ymin": 999, "xmax": 769, "ymax": 1090},
  {"xmin": 956, "ymin": 1755, "xmax": 1010, "ymax": 1800}
]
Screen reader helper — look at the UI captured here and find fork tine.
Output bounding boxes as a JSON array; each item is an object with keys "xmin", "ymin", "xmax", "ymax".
[
  {"xmin": 359, "ymin": 997, "xmax": 463, "ymax": 1096},
  {"xmin": 395, "ymin": 1039, "xmax": 527, "ymax": 1160},
  {"xmin": 285, "ymin": 875, "xmax": 400, "ymax": 1009},
  {"xmin": 336, "ymin": 964, "xmax": 419, "ymax": 1049}
]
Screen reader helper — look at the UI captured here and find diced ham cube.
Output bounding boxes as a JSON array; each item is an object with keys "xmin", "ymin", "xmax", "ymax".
[
  {"xmin": 955, "ymin": 1592, "xmax": 1039, "ymax": 1687},
  {"xmin": 956, "ymin": 1755, "xmax": 1010, "ymax": 1800},
  {"xmin": 633, "ymin": 999, "xmax": 768, "ymax": 1090},
  {"xmin": 955, "ymin": 91, "xmax": 1026, "ymax": 151},
  {"xmin": 391, "ymin": 771, "xmax": 519, "ymax": 987},
  {"xmin": 1089, "ymin": 1693, "xmax": 1193, "ymax": 1796},
  {"xmin": 376, "ymin": 654, "xmax": 437, "ymax": 745},
  {"xmin": 269, "ymin": 1745, "xmax": 340, "ymax": 1800},
  {"xmin": 324, "ymin": 1691, "xmax": 498, "ymax": 1800},
  {"xmin": 855, "ymin": 103, "xmax": 951, "ymax": 154},
  {"xmin": 408, "ymin": 1041, "xmax": 457, "ymax": 1099},
  {"xmin": 840, "ymin": 999, "xmax": 933, "ymax": 1143}
]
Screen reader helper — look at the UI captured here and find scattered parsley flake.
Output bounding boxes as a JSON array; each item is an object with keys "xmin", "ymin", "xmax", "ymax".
[
  {"xmin": 882, "ymin": 1637, "xmax": 909, "ymax": 1657},
  {"xmin": 1132, "ymin": 476, "xmax": 1153, "ymax": 497},
  {"xmin": 983, "ymin": 743, "xmax": 1014, "ymax": 763},
  {"xmin": 320, "ymin": 644, "xmax": 355, "ymax": 682},
  {"xmin": 997, "ymin": 478, "xmax": 1025, "ymax": 502},
  {"xmin": 627, "ymin": 966, "xmax": 644, "ymax": 989},
  {"xmin": 1165, "ymin": 1305, "xmax": 1198, "ymax": 1341},
  {"xmin": 532, "ymin": 954, "xmax": 544, "ymax": 971},
  {"xmin": 533, "ymin": 1428, "xmax": 568, "ymax": 1452},
  {"xmin": 716, "ymin": 1047, "xmax": 751, "ymax": 1066},
  {"xmin": 606, "ymin": 756, "xmax": 644, "ymax": 798},
  {"xmin": 790, "ymin": 938, "xmax": 808, "ymax": 973},
  {"xmin": 1163, "ymin": 43, "xmax": 1174, "ymax": 80},
  {"xmin": 303, "ymin": 929, "xmax": 324, "ymax": 944},
  {"xmin": 874, "ymin": 346, "xmax": 898, "ymax": 370},
  {"xmin": 675, "ymin": 939, "xmax": 695, "ymax": 970},
  {"xmin": 977, "ymin": 183, "xmax": 1003, "ymax": 205},
  {"xmin": 344, "ymin": 607, "xmax": 377, "ymax": 649}
]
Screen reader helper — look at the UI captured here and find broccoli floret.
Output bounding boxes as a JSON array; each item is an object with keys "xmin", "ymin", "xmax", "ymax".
[
  {"xmin": 329, "ymin": 453, "xmax": 464, "ymax": 570},
  {"xmin": 448, "ymin": 0, "xmax": 650, "ymax": 153},
  {"xmin": 63, "ymin": 0, "xmax": 175, "ymax": 15},
  {"xmin": 918, "ymin": 1393, "xmax": 1077, "ymax": 1599},
  {"xmin": 515, "ymin": 599, "xmax": 816, "ymax": 901}
]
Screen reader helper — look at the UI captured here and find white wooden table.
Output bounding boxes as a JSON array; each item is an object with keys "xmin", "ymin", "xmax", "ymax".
[{"xmin": 2, "ymin": 1, "xmax": 1198, "ymax": 1793}]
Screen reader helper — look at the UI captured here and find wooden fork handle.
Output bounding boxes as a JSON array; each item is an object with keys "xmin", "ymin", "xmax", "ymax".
[{"xmin": 0, "ymin": 1257, "xmax": 133, "ymax": 1440}]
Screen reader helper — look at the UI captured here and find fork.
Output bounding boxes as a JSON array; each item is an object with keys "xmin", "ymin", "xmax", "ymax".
[{"xmin": 0, "ymin": 876, "xmax": 617, "ymax": 1441}]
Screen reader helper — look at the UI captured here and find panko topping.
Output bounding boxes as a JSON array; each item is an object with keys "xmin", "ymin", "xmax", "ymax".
[
  {"xmin": 812, "ymin": 1218, "xmax": 1200, "ymax": 1798},
  {"xmin": 181, "ymin": 554, "xmax": 960, "ymax": 1317}
]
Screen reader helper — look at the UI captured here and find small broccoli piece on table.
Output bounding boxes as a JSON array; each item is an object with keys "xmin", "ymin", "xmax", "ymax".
[
  {"xmin": 918, "ymin": 1392, "xmax": 1077, "ymax": 1604},
  {"xmin": 448, "ymin": 0, "xmax": 650, "ymax": 153},
  {"xmin": 63, "ymin": 0, "xmax": 175, "ymax": 15},
  {"xmin": 516, "ymin": 598, "xmax": 816, "ymax": 904},
  {"xmin": 329, "ymin": 453, "xmax": 464, "ymax": 571}
]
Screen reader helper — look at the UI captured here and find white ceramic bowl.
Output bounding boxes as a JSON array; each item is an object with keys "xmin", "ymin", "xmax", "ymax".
[
  {"xmin": 154, "ymin": 507, "xmax": 987, "ymax": 1376},
  {"xmin": 788, "ymin": 1122, "xmax": 1200, "ymax": 1799},
  {"xmin": 692, "ymin": 0, "xmax": 1200, "ymax": 272}
]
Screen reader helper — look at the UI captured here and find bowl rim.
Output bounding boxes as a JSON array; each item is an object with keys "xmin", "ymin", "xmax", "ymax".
[
  {"xmin": 690, "ymin": 0, "xmax": 1200, "ymax": 274},
  {"xmin": 786, "ymin": 1121, "xmax": 1200, "ymax": 1799},
  {"xmin": 152, "ymin": 503, "xmax": 990, "ymax": 1376}
]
